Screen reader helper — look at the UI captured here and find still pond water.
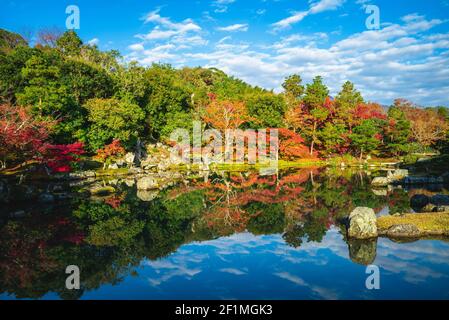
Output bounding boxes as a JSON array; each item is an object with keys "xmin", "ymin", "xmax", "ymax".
[{"xmin": 1, "ymin": 168, "xmax": 449, "ymax": 300}]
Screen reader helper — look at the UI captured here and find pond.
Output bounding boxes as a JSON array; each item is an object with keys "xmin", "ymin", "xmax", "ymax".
[{"xmin": 1, "ymin": 168, "xmax": 449, "ymax": 300}]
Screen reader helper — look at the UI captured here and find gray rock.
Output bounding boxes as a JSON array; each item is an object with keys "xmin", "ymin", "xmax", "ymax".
[
  {"xmin": 371, "ymin": 177, "xmax": 389, "ymax": 187},
  {"xmin": 137, "ymin": 177, "xmax": 159, "ymax": 190},
  {"xmin": 410, "ymin": 194, "xmax": 430, "ymax": 210},
  {"xmin": 348, "ymin": 207, "xmax": 378, "ymax": 239},
  {"xmin": 348, "ymin": 238, "xmax": 377, "ymax": 265},
  {"xmin": 431, "ymin": 194, "xmax": 449, "ymax": 206},
  {"xmin": 386, "ymin": 224, "xmax": 420, "ymax": 238},
  {"xmin": 38, "ymin": 193, "xmax": 55, "ymax": 203}
]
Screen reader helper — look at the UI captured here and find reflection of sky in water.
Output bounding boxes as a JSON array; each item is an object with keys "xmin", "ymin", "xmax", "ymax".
[{"xmin": 52, "ymin": 228, "xmax": 449, "ymax": 300}]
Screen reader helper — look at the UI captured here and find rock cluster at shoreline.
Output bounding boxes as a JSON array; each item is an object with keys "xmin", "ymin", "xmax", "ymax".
[
  {"xmin": 371, "ymin": 169, "xmax": 449, "ymax": 187},
  {"xmin": 347, "ymin": 206, "xmax": 449, "ymax": 240}
]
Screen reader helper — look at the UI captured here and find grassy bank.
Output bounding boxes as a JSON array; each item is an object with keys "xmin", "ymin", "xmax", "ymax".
[{"xmin": 378, "ymin": 212, "xmax": 449, "ymax": 236}]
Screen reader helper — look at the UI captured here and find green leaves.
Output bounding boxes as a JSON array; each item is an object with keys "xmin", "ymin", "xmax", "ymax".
[{"xmin": 83, "ymin": 98, "xmax": 145, "ymax": 151}]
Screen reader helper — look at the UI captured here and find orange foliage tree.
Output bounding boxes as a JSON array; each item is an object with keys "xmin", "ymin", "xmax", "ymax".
[
  {"xmin": 396, "ymin": 99, "xmax": 449, "ymax": 147},
  {"xmin": 201, "ymin": 94, "xmax": 253, "ymax": 132}
]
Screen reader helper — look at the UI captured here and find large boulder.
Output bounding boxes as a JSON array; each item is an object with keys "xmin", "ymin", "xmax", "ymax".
[
  {"xmin": 348, "ymin": 207, "xmax": 378, "ymax": 239},
  {"xmin": 371, "ymin": 177, "xmax": 389, "ymax": 187},
  {"xmin": 137, "ymin": 177, "xmax": 159, "ymax": 190}
]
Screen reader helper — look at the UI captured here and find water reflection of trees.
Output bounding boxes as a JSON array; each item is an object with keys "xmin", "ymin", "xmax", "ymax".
[{"xmin": 0, "ymin": 169, "xmax": 408, "ymax": 299}]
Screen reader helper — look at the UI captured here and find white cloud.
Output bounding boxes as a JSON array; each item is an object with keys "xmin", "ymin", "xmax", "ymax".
[
  {"xmin": 272, "ymin": 11, "xmax": 309, "ymax": 31},
  {"xmin": 128, "ymin": 43, "xmax": 144, "ymax": 51},
  {"xmin": 272, "ymin": 0, "xmax": 346, "ymax": 31},
  {"xmin": 138, "ymin": 9, "xmax": 201, "ymax": 41},
  {"xmin": 87, "ymin": 38, "xmax": 99, "ymax": 46},
  {"xmin": 309, "ymin": 0, "xmax": 346, "ymax": 14},
  {"xmin": 212, "ymin": 0, "xmax": 236, "ymax": 13},
  {"xmin": 217, "ymin": 23, "xmax": 249, "ymax": 32}
]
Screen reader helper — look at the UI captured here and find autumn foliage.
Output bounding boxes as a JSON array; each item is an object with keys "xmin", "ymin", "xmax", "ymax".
[
  {"xmin": 94, "ymin": 139, "xmax": 125, "ymax": 167},
  {"xmin": 44, "ymin": 142, "xmax": 85, "ymax": 173},
  {"xmin": 202, "ymin": 95, "xmax": 254, "ymax": 131},
  {"xmin": 278, "ymin": 128, "xmax": 317, "ymax": 160},
  {"xmin": 0, "ymin": 104, "xmax": 53, "ymax": 168},
  {"xmin": 353, "ymin": 103, "xmax": 387, "ymax": 122}
]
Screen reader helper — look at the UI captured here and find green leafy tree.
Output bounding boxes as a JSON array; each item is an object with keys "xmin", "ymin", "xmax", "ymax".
[
  {"xmin": 0, "ymin": 46, "xmax": 35, "ymax": 104},
  {"xmin": 301, "ymin": 76, "xmax": 331, "ymax": 155},
  {"xmin": 83, "ymin": 98, "xmax": 145, "ymax": 151},
  {"xmin": 385, "ymin": 107, "xmax": 411, "ymax": 156},
  {"xmin": 246, "ymin": 92, "xmax": 286, "ymax": 128},
  {"xmin": 144, "ymin": 64, "xmax": 192, "ymax": 138},
  {"xmin": 56, "ymin": 30, "xmax": 82, "ymax": 56},
  {"xmin": 318, "ymin": 123, "xmax": 347, "ymax": 155},
  {"xmin": 334, "ymin": 81, "xmax": 364, "ymax": 130},
  {"xmin": 349, "ymin": 119, "xmax": 382, "ymax": 160},
  {"xmin": 60, "ymin": 59, "xmax": 113, "ymax": 105},
  {"xmin": 282, "ymin": 74, "xmax": 304, "ymax": 100}
]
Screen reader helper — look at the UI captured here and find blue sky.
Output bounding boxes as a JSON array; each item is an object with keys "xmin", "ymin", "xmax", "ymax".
[{"xmin": 1, "ymin": 0, "xmax": 449, "ymax": 106}]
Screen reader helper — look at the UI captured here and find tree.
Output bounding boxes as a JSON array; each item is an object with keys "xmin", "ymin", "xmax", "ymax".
[
  {"xmin": 318, "ymin": 123, "xmax": 348, "ymax": 155},
  {"xmin": 60, "ymin": 59, "xmax": 113, "ymax": 105},
  {"xmin": 353, "ymin": 103, "xmax": 387, "ymax": 122},
  {"xmin": 0, "ymin": 46, "xmax": 35, "ymax": 104},
  {"xmin": 398, "ymin": 101, "xmax": 449, "ymax": 149},
  {"xmin": 202, "ymin": 96, "xmax": 252, "ymax": 132},
  {"xmin": 36, "ymin": 28, "xmax": 63, "ymax": 48},
  {"xmin": 334, "ymin": 81, "xmax": 364, "ymax": 130},
  {"xmin": 144, "ymin": 64, "xmax": 192, "ymax": 138},
  {"xmin": 94, "ymin": 139, "xmax": 126, "ymax": 169},
  {"xmin": 303, "ymin": 76, "xmax": 329, "ymax": 109},
  {"xmin": 282, "ymin": 74, "xmax": 304, "ymax": 100},
  {"xmin": 0, "ymin": 104, "xmax": 53, "ymax": 169},
  {"xmin": 385, "ymin": 107, "xmax": 411, "ymax": 156},
  {"xmin": 56, "ymin": 31, "xmax": 82, "ymax": 56},
  {"xmin": 15, "ymin": 50, "xmax": 81, "ymax": 143},
  {"xmin": 0, "ymin": 29, "xmax": 28, "ymax": 53},
  {"xmin": 246, "ymin": 92, "xmax": 286, "ymax": 128},
  {"xmin": 44, "ymin": 142, "xmax": 85, "ymax": 173},
  {"xmin": 301, "ymin": 76, "xmax": 331, "ymax": 155},
  {"xmin": 278, "ymin": 128, "xmax": 315, "ymax": 160},
  {"xmin": 83, "ymin": 98, "xmax": 145, "ymax": 151},
  {"xmin": 349, "ymin": 119, "xmax": 382, "ymax": 160}
]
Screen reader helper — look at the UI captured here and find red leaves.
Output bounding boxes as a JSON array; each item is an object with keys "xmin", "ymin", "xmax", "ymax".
[
  {"xmin": 354, "ymin": 103, "xmax": 387, "ymax": 121},
  {"xmin": 278, "ymin": 128, "xmax": 317, "ymax": 160},
  {"xmin": 95, "ymin": 139, "xmax": 125, "ymax": 163},
  {"xmin": 44, "ymin": 142, "xmax": 85, "ymax": 173},
  {"xmin": 0, "ymin": 104, "xmax": 54, "ymax": 167}
]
